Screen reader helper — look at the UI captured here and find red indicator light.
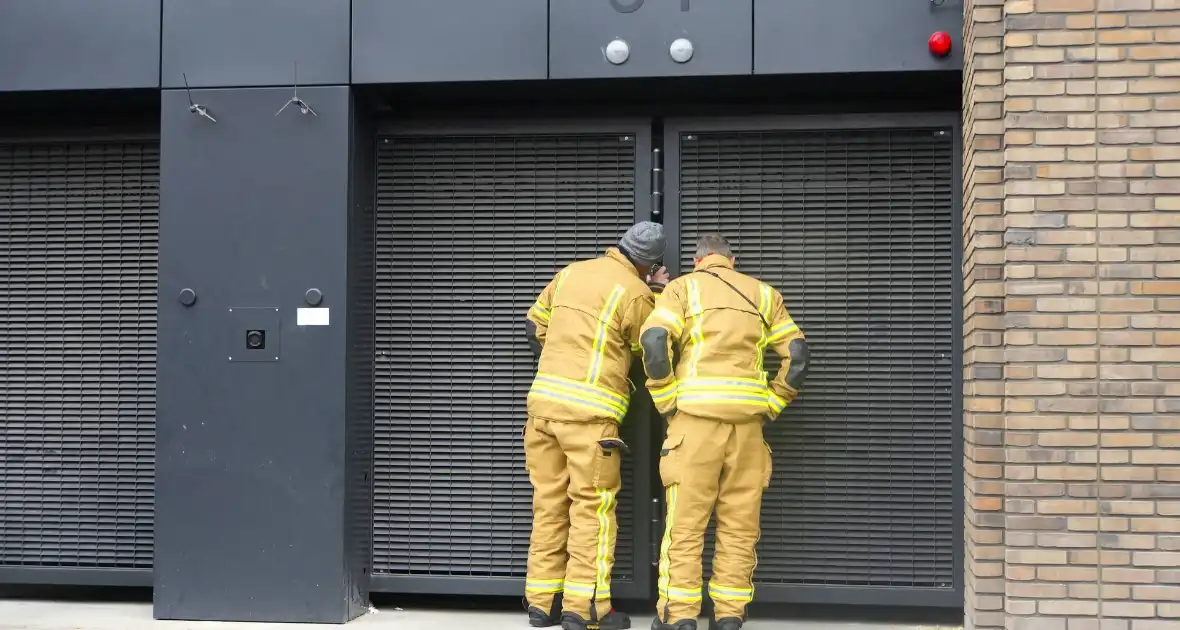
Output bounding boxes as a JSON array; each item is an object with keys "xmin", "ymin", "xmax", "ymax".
[{"xmin": 929, "ymin": 31, "xmax": 952, "ymax": 58}]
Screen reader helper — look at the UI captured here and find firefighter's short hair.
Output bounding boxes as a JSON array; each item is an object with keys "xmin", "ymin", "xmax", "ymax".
[{"xmin": 695, "ymin": 233, "xmax": 733, "ymax": 259}]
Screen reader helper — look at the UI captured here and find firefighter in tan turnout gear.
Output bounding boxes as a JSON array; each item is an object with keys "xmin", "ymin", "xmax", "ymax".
[
  {"xmin": 640, "ymin": 234, "xmax": 811, "ymax": 630},
  {"xmin": 522, "ymin": 222, "xmax": 671, "ymax": 630}
]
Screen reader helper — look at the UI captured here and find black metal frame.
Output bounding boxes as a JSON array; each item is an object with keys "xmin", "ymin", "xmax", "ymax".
[
  {"xmin": 661, "ymin": 112, "xmax": 964, "ymax": 609},
  {"xmin": 0, "ymin": 567, "xmax": 152, "ymax": 588},
  {"xmin": 368, "ymin": 117, "xmax": 657, "ymax": 601}
]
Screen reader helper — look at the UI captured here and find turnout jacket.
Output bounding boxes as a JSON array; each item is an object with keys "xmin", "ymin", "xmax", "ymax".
[
  {"xmin": 639, "ymin": 255, "xmax": 807, "ymax": 424},
  {"xmin": 525, "ymin": 248, "xmax": 661, "ymax": 424}
]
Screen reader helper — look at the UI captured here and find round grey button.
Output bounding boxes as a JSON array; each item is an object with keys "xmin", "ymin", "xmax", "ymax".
[
  {"xmin": 304, "ymin": 288, "xmax": 324, "ymax": 306},
  {"xmin": 670, "ymin": 38, "xmax": 694, "ymax": 63},
  {"xmin": 605, "ymin": 39, "xmax": 630, "ymax": 65},
  {"xmin": 178, "ymin": 288, "xmax": 197, "ymax": 307}
]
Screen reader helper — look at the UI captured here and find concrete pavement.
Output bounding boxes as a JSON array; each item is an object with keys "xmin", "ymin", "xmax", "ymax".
[{"xmin": 0, "ymin": 600, "xmax": 962, "ymax": 630}]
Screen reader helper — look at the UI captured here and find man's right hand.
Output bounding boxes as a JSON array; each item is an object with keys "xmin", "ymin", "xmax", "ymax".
[{"xmin": 648, "ymin": 265, "xmax": 670, "ymax": 285}]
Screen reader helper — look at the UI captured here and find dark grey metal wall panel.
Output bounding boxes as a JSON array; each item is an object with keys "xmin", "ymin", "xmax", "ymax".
[
  {"xmin": 372, "ymin": 122, "xmax": 653, "ymax": 598},
  {"xmin": 352, "ymin": 0, "xmax": 548, "ymax": 84},
  {"xmin": 754, "ymin": 0, "xmax": 963, "ymax": 75},
  {"xmin": 155, "ymin": 86, "xmax": 362, "ymax": 623},
  {"xmin": 549, "ymin": 0, "xmax": 752, "ymax": 79},
  {"xmin": 666, "ymin": 117, "xmax": 957, "ymax": 601},
  {"xmin": 0, "ymin": 136, "xmax": 159, "ymax": 570},
  {"xmin": 0, "ymin": 0, "xmax": 160, "ymax": 92},
  {"xmin": 161, "ymin": 0, "xmax": 350, "ymax": 89}
]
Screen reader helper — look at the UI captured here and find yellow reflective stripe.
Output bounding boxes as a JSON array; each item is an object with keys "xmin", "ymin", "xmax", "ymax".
[
  {"xmin": 660, "ymin": 585, "xmax": 703, "ymax": 603},
  {"xmin": 682, "ymin": 376, "xmax": 766, "ymax": 386},
  {"xmin": 686, "ymin": 279, "xmax": 705, "ymax": 378},
  {"xmin": 529, "ymin": 388, "xmax": 626, "ymax": 421},
  {"xmin": 758, "ymin": 284, "xmax": 773, "ymax": 323},
  {"xmin": 767, "ymin": 321, "xmax": 799, "ymax": 343},
  {"xmin": 554, "ymin": 269, "xmax": 571, "ymax": 299},
  {"xmin": 529, "ymin": 302, "xmax": 551, "ymax": 323},
  {"xmin": 756, "ymin": 286, "xmax": 771, "ymax": 382},
  {"xmin": 657, "ymin": 484, "xmax": 678, "ymax": 600},
  {"xmin": 526, "ymin": 579, "xmax": 564, "ymax": 593},
  {"xmin": 594, "ymin": 489, "xmax": 617, "ymax": 592},
  {"xmin": 650, "ymin": 381, "xmax": 678, "ymax": 403},
  {"xmin": 678, "ymin": 394, "xmax": 770, "ymax": 408},
  {"xmin": 587, "ymin": 285, "xmax": 627, "ymax": 385},
  {"xmin": 564, "ymin": 581, "xmax": 596, "ymax": 596},
  {"xmin": 708, "ymin": 583, "xmax": 754, "ymax": 603},
  {"xmin": 652, "ymin": 307, "xmax": 684, "ymax": 335},
  {"xmin": 768, "ymin": 391, "xmax": 787, "ymax": 414},
  {"xmin": 631, "ymin": 341, "xmax": 642, "ymax": 353},
  {"xmin": 535, "ymin": 373, "xmax": 628, "ymax": 407}
]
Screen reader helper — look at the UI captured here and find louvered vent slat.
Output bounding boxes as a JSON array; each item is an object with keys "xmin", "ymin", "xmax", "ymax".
[
  {"xmin": 679, "ymin": 128, "xmax": 955, "ymax": 589},
  {"xmin": 0, "ymin": 140, "xmax": 159, "ymax": 569},
  {"xmin": 373, "ymin": 133, "xmax": 639, "ymax": 579}
]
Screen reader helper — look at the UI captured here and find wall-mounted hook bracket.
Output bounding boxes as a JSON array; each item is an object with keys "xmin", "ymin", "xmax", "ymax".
[
  {"xmin": 183, "ymin": 73, "xmax": 217, "ymax": 123},
  {"xmin": 275, "ymin": 62, "xmax": 317, "ymax": 117}
]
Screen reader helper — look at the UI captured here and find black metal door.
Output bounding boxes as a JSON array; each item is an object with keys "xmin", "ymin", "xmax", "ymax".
[
  {"xmin": 661, "ymin": 115, "xmax": 962, "ymax": 608},
  {"xmin": 370, "ymin": 120, "xmax": 656, "ymax": 598},
  {"xmin": 0, "ymin": 136, "xmax": 159, "ymax": 584}
]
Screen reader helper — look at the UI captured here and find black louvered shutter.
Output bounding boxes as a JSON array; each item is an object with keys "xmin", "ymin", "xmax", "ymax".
[
  {"xmin": 0, "ymin": 139, "xmax": 159, "ymax": 569},
  {"xmin": 373, "ymin": 132, "xmax": 639, "ymax": 584},
  {"xmin": 676, "ymin": 127, "xmax": 956, "ymax": 591}
]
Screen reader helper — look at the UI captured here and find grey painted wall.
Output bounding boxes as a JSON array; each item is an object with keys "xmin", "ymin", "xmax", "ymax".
[
  {"xmin": 0, "ymin": 0, "xmax": 160, "ymax": 92},
  {"xmin": 755, "ymin": 0, "xmax": 964, "ymax": 74},
  {"xmin": 549, "ymin": 0, "xmax": 753, "ymax": 79},
  {"xmin": 352, "ymin": 0, "xmax": 548, "ymax": 84},
  {"xmin": 0, "ymin": 0, "xmax": 963, "ymax": 93},
  {"xmin": 154, "ymin": 86, "xmax": 363, "ymax": 623},
  {"xmin": 161, "ymin": 0, "xmax": 351, "ymax": 88}
]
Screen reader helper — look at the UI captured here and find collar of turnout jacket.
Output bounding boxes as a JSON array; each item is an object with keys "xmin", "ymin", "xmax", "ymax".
[{"xmin": 525, "ymin": 248, "xmax": 657, "ymax": 424}]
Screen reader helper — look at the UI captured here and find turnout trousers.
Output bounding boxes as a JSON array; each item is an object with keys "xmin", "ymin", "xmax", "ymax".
[
  {"xmin": 524, "ymin": 414, "xmax": 624, "ymax": 621},
  {"xmin": 655, "ymin": 412, "xmax": 772, "ymax": 624}
]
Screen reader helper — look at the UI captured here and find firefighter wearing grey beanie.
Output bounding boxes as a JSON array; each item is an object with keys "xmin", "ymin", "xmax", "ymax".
[{"xmin": 618, "ymin": 221, "xmax": 667, "ymax": 268}]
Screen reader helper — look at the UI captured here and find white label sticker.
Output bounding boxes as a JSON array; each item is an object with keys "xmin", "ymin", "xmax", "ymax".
[{"xmin": 297, "ymin": 307, "xmax": 329, "ymax": 326}]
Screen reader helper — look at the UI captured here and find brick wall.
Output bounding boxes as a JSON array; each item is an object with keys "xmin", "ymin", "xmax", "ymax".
[
  {"xmin": 963, "ymin": 1, "xmax": 1180, "ymax": 629},
  {"xmin": 964, "ymin": 1, "xmax": 1007, "ymax": 629}
]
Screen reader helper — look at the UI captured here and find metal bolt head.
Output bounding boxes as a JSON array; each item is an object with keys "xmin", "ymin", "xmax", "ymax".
[
  {"xmin": 669, "ymin": 38, "xmax": 694, "ymax": 63},
  {"xmin": 605, "ymin": 39, "xmax": 630, "ymax": 65}
]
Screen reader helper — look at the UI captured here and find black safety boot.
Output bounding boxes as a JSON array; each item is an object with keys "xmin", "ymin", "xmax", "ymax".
[
  {"xmin": 651, "ymin": 618, "xmax": 698, "ymax": 630},
  {"xmin": 560, "ymin": 610, "xmax": 632, "ymax": 630},
  {"xmin": 708, "ymin": 617, "xmax": 742, "ymax": 630},
  {"xmin": 524, "ymin": 594, "xmax": 563, "ymax": 628}
]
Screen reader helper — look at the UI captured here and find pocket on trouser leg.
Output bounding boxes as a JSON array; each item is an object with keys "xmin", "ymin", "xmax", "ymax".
[
  {"xmin": 762, "ymin": 441, "xmax": 773, "ymax": 489},
  {"xmin": 592, "ymin": 426, "xmax": 624, "ymax": 490},
  {"xmin": 659, "ymin": 433, "xmax": 685, "ymax": 488}
]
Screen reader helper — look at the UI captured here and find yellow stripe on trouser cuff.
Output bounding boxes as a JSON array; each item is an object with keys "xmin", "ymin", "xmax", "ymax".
[
  {"xmin": 587, "ymin": 286, "xmax": 627, "ymax": 384},
  {"xmin": 708, "ymin": 583, "xmax": 754, "ymax": 604},
  {"xmin": 565, "ymin": 581, "xmax": 597, "ymax": 597},
  {"xmin": 593, "ymin": 489, "xmax": 616, "ymax": 595},
  {"xmin": 660, "ymin": 586, "xmax": 702, "ymax": 603},
  {"xmin": 526, "ymin": 579, "xmax": 565, "ymax": 594}
]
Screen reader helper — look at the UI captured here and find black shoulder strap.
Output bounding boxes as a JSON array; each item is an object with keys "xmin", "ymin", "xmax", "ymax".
[{"xmin": 694, "ymin": 269, "xmax": 771, "ymax": 330}]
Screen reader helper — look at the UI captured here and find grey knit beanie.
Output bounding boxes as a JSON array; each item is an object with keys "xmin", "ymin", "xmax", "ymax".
[{"xmin": 618, "ymin": 221, "xmax": 667, "ymax": 266}]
